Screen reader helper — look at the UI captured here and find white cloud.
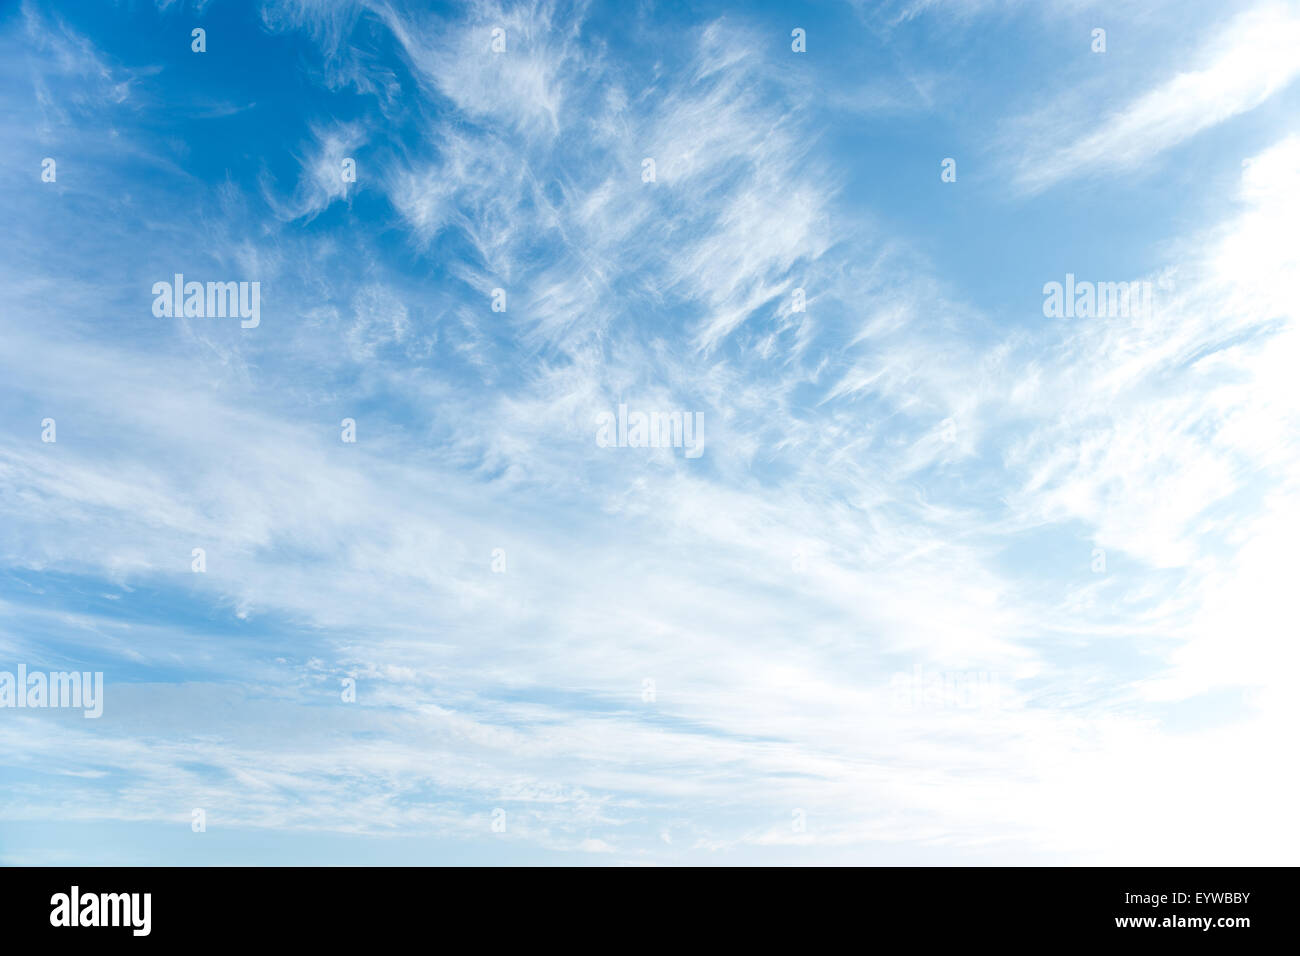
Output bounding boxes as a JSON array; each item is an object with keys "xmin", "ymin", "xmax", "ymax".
[{"xmin": 1012, "ymin": 2, "xmax": 1300, "ymax": 192}]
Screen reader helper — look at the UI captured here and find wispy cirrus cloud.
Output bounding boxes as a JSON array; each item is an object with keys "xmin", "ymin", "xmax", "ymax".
[{"xmin": 1008, "ymin": 1, "xmax": 1300, "ymax": 193}]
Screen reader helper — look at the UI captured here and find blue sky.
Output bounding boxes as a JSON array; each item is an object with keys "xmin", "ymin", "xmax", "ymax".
[{"xmin": 1, "ymin": 0, "xmax": 1298, "ymax": 865}]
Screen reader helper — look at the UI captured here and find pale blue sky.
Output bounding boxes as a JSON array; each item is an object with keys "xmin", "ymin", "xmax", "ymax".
[{"xmin": 1, "ymin": 0, "xmax": 1298, "ymax": 865}]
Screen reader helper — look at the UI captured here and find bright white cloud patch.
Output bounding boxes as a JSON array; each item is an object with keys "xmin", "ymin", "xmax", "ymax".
[{"xmin": 1011, "ymin": 1, "xmax": 1300, "ymax": 193}]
